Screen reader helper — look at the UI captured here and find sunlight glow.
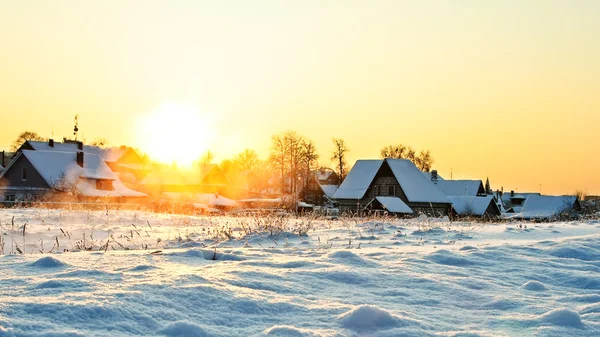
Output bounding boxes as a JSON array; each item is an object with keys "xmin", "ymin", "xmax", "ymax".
[{"xmin": 135, "ymin": 103, "xmax": 213, "ymax": 167}]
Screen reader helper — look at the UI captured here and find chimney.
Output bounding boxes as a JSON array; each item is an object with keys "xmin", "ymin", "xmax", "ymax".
[
  {"xmin": 510, "ymin": 190, "xmax": 515, "ymax": 197},
  {"xmin": 1, "ymin": 151, "xmax": 4, "ymax": 167},
  {"xmin": 77, "ymin": 141, "xmax": 83, "ymax": 150},
  {"xmin": 76, "ymin": 151, "xmax": 84, "ymax": 167},
  {"xmin": 49, "ymin": 139, "xmax": 54, "ymax": 147},
  {"xmin": 431, "ymin": 170, "xmax": 438, "ymax": 182}
]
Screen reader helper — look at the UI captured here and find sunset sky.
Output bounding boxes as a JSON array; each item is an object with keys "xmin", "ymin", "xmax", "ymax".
[{"xmin": 1, "ymin": 0, "xmax": 599, "ymax": 195}]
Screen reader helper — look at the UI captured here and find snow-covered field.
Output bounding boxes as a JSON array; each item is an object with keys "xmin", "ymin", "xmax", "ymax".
[{"xmin": 1, "ymin": 208, "xmax": 600, "ymax": 337}]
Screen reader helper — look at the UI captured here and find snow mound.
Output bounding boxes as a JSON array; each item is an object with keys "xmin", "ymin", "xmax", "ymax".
[
  {"xmin": 167, "ymin": 249, "xmax": 245, "ymax": 261},
  {"xmin": 30, "ymin": 256, "xmax": 68, "ymax": 268},
  {"xmin": 338, "ymin": 305, "xmax": 422, "ymax": 331},
  {"xmin": 34, "ymin": 279, "xmax": 87, "ymax": 289},
  {"xmin": 522, "ymin": 280, "xmax": 548, "ymax": 291},
  {"xmin": 127, "ymin": 265, "xmax": 158, "ymax": 272},
  {"xmin": 326, "ymin": 251, "xmax": 371, "ymax": 266},
  {"xmin": 550, "ymin": 246, "xmax": 600, "ymax": 261},
  {"xmin": 537, "ymin": 308, "xmax": 583, "ymax": 328},
  {"xmin": 262, "ymin": 325, "xmax": 320, "ymax": 336},
  {"xmin": 426, "ymin": 250, "xmax": 473, "ymax": 266},
  {"xmin": 159, "ymin": 321, "xmax": 212, "ymax": 337},
  {"xmin": 459, "ymin": 246, "xmax": 478, "ymax": 251}
]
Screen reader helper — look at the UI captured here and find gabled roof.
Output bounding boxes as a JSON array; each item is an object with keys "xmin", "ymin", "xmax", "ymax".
[
  {"xmin": 314, "ymin": 169, "xmax": 334, "ymax": 181},
  {"xmin": 510, "ymin": 195, "xmax": 579, "ymax": 219},
  {"xmin": 372, "ymin": 196, "xmax": 413, "ymax": 214},
  {"xmin": 333, "ymin": 159, "xmax": 450, "ymax": 204},
  {"xmin": 332, "ymin": 160, "xmax": 383, "ymax": 199},
  {"xmin": 435, "ymin": 180, "xmax": 485, "ymax": 196},
  {"xmin": 386, "ymin": 159, "xmax": 450, "ymax": 204},
  {"xmin": 448, "ymin": 196, "xmax": 498, "ymax": 216}
]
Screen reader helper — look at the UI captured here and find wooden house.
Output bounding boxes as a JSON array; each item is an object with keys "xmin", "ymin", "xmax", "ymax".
[
  {"xmin": 332, "ymin": 159, "xmax": 452, "ymax": 216},
  {"xmin": 0, "ymin": 150, "xmax": 146, "ymax": 202},
  {"xmin": 299, "ymin": 169, "xmax": 340, "ymax": 206}
]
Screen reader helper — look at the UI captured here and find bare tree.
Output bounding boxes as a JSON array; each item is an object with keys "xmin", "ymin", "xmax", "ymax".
[
  {"xmin": 51, "ymin": 172, "xmax": 79, "ymax": 201},
  {"xmin": 414, "ymin": 150, "xmax": 434, "ymax": 172},
  {"xmin": 380, "ymin": 144, "xmax": 434, "ymax": 172},
  {"xmin": 380, "ymin": 144, "xmax": 416, "ymax": 161},
  {"xmin": 10, "ymin": 131, "xmax": 46, "ymax": 152},
  {"xmin": 234, "ymin": 149, "xmax": 259, "ymax": 172},
  {"xmin": 300, "ymin": 139, "xmax": 319, "ymax": 191},
  {"xmin": 199, "ymin": 150, "xmax": 215, "ymax": 164},
  {"xmin": 269, "ymin": 134, "xmax": 287, "ymax": 194},
  {"xmin": 90, "ymin": 137, "xmax": 108, "ymax": 146},
  {"xmin": 331, "ymin": 138, "xmax": 349, "ymax": 182}
]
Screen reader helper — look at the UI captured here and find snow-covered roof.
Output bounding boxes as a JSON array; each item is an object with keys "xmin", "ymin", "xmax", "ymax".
[
  {"xmin": 25, "ymin": 141, "xmax": 131, "ymax": 163},
  {"xmin": 448, "ymin": 196, "xmax": 497, "ymax": 216},
  {"xmin": 374, "ymin": 196, "xmax": 413, "ymax": 214},
  {"xmin": 501, "ymin": 192, "xmax": 540, "ymax": 203},
  {"xmin": 386, "ymin": 159, "xmax": 450, "ymax": 204},
  {"xmin": 333, "ymin": 159, "xmax": 450, "ymax": 204},
  {"xmin": 435, "ymin": 180, "xmax": 484, "ymax": 196},
  {"xmin": 22, "ymin": 150, "xmax": 116, "ymax": 184},
  {"xmin": 333, "ymin": 160, "xmax": 383, "ymax": 199},
  {"xmin": 315, "ymin": 169, "xmax": 335, "ymax": 181},
  {"xmin": 320, "ymin": 184, "xmax": 339, "ymax": 198},
  {"xmin": 510, "ymin": 195, "xmax": 579, "ymax": 219}
]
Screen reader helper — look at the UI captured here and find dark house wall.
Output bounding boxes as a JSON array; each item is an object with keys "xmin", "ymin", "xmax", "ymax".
[{"xmin": 0, "ymin": 155, "xmax": 51, "ymax": 199}]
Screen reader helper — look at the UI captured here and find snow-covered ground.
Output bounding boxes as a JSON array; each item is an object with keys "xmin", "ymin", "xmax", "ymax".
[{"xmin": 1, "ymin": 208, "xmax": 600, "ymax": 337}]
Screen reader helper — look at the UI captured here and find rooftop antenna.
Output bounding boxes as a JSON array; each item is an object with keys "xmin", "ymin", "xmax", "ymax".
[
  {"xmin": 52, "ymin": 124, "xmax": 55, "ymax": 139},
  {"xmin": 73, "ymin": 115, "xmax": 79, "ymax": 141},
  {"xmin": 450, "ymin": 168, "xmax": 453, "ymax": 180}
]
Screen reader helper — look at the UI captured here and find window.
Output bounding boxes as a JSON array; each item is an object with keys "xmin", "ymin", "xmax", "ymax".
[
  {"xmin": 21, "ymin": 168, "xmax": 27, "ymax": 181},
  {"xmin": 388, "ymin": 185, "xmax": 395, "ymax": 196},
  {"xmin": 5, "ymin": 194, "xmax": 16, "ymax": 202},
  {"xmin": 96, "ymin": 180, "xmax": 114, "ymax": 191},
  {"xmin": 372, "ymin": 185, "xmax": 378, "ymax": 196}
]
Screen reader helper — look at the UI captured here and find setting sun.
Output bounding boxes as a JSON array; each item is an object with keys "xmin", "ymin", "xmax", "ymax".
[{"xmin": 135, "ymin": 103, "xmax": 213, "ymax": 167}]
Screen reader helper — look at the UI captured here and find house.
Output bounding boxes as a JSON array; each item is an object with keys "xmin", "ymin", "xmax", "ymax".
[
  {"xmin": 333, "ymin": 158, "xmax": 452, "ymax": 216},
  {"xmin": 299, "ymin": 169, "xmax": 340, "ymax": 206},
  {"xmin": 15, "ymin": 140, "xmax": 149, "ymax": 181},
  {"xmin": 508, "ymin": 195, "xmax": 581, "ymax": 220},
  {"xmin": 434, "ymin": 180, "xmax": 486, "ymax": 196},
  {"xmin": 0, "ymin": 150, "xmax": 146, "ymax": 202},
  {"xmin": 140, "ymin": 164, "xmax": 229, "ymax": 195},
  {"xmin": 447, "ymin": 196, "xmax": 501, "ymax": 218}
]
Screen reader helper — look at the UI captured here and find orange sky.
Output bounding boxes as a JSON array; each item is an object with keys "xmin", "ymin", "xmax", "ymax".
[{"xmin": 1, "ymin": 1, "xmax": 599, "ymax": 195}]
